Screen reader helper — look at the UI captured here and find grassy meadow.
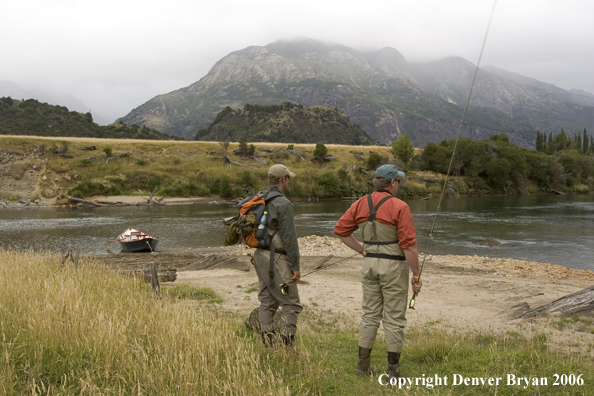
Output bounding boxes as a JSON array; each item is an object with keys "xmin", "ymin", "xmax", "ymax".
[
  {"xmin": 1, "ymin": 248, "xmax": 593, "ymax": 395},
  {"xmin": 0, "ymin": 135, "xmax": 445, "ymax": 201}
]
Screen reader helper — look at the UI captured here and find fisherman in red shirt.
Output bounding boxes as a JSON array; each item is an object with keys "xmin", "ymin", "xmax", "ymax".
[{"xmin": 334, "ymin": 164, "xmax": 422, "ymax": 379}]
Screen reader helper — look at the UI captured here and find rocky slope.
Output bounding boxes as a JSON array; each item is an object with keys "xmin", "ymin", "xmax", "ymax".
[{"xmin": 122, "ymin": 39, "xmax": 594, "ymax": 147}]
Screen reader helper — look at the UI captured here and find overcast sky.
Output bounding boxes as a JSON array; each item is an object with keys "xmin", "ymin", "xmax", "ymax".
[{"xmin": 2, "ymin": 0, "xmax": 593, "ymax": 123}]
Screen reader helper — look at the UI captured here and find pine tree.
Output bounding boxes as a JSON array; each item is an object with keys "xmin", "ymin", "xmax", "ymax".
[
  {"xmin": 546, "ymin": 132, "xmax": 554, "ymax": 154},
  {"xmin": 583, "ymin": 129, "xmax": 589, "ymax": 154},
  {"xmin": 574, "ymin": 132, "xmax": 582, "ymax": 152}
]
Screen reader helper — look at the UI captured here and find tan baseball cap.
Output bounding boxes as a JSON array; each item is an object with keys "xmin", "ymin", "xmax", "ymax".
[{"xmin": 268, "ymin": 164, "xmax": 296, "ymax": 178}]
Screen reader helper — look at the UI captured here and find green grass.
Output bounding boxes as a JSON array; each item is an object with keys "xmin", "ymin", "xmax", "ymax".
[{"xmin": 162, "ymin": 284, "xmax": 223, "ymax": 303}]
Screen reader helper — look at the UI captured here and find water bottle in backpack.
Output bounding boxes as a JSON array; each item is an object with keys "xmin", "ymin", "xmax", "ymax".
[{"xmin": 258, "ymin": 211, "xmax": 268, "ymax": 230}]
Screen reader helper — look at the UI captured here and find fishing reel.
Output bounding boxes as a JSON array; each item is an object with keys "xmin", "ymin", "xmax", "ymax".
[{"xmin": 280, "ymin": 282, "xmax": 292, "ymax": 296}]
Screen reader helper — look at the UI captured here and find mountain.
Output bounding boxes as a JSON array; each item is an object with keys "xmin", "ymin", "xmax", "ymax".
[
  {"xmin": 0, "ymin": 80, "xmax": 111, "ymax": 126},
  {"xmin": 482, "ymin": 66, "xmax": 594, "ymax": 107},
  {"xmin": 0, "ymin": 97, "xmax": 183, "ymax": 140},
  {"xmin": 195, "ymin": 102, "xmax": 377, "ymax": 145},
  {"xmin": 121, "ymin": 39, "xmax": 594, "ymax": 147}
]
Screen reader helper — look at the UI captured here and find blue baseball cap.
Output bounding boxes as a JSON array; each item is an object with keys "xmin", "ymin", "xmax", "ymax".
[{"xmin": 375, "ymin": 164, "xmax": 405, "ymax": 181}]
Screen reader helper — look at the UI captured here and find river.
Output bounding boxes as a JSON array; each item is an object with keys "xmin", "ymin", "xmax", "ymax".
[{"xmin": 1, "ymin": 194, "xmax": 592, "ymax": 271}]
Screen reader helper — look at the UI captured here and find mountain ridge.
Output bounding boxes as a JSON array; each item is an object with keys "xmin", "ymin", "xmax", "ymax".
[{"xmin": 119, "ymin": 39, "xmax": 594, "ymax": 147}]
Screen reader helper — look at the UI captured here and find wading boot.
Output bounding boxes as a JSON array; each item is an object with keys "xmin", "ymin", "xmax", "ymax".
[
  {"xmin": 387, "ymin": 352, "xmax": 403, "ymax": 380},
  {"xmin": 280, "ymin": 334, "xmax": 294, "ymax": 348},
  {"xmin": 280, "ymin": 334, "xmax": 310, "ymax": 356},
  {"xmin": 355, "ymin": 347, "xmax": 373, "ymax": 375},
  {"xmin": 262, "ymin": 331, "xmax": 276, "ymax": 348}
]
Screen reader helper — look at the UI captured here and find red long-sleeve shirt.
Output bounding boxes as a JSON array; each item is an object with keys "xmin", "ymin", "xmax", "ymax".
[{"xmin": 334, "ymin": 190, "xmax": 417, "ymax": 249}]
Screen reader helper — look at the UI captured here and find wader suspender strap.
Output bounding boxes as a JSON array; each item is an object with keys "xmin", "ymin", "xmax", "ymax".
[{"xmin": 363, "ymin": 194, "xmax": 406, "ymax": 261}]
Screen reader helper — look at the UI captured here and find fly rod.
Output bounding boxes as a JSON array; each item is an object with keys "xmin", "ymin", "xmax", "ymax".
[{"xmin": 410, "ymin": 0, "xmax": 498, "ymax": 310}]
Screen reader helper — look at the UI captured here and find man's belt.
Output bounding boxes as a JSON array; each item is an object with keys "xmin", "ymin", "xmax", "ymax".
[
  {"xmin": 363, "ymin": 240, "xmax": 398, "ymax": 245},
  {"xmin": 365, "ymin": 252, "xmax": 406, "ymax": 261}
]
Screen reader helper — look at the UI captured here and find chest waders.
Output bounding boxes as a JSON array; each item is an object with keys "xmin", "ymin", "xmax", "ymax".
[
  {"xmin": 363, "ymin": 194, "xmax": 406, "ymax": 261},
  {"xmin": 253, "ymin": 191, "xmax": 285, "ymax": 289},
  {"xmin": 258, "ymin": 229, "xmax": 287, "ymax": 288}
]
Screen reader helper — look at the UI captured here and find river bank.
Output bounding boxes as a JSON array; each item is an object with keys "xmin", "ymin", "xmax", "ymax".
[
  {"xmin": 2, "ymin": 135, "xmax": 592, "ymax": 208},
  {"xmin": 93, "ymin": 235, "xmax": 594, "ymax": 357}
]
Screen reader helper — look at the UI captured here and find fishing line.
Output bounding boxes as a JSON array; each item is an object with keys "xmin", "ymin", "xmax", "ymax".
[
  {"xmin": 280, "ymin": 253, "xmax": 358, "ymax": 295},
  {"xmin": 409, "ymin": 0, "xmax": 498, "ymax": 309}
]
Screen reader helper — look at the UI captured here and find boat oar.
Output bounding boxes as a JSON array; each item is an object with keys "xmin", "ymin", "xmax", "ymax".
[{"xmin": 107, "ymin": 239, "xmax": 118, "ymax": 244}]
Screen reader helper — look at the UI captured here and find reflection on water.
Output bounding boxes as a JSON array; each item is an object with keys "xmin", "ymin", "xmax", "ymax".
[{"xmin": 1, "ymin": 195, "xmax": 593, "ymax": 271}]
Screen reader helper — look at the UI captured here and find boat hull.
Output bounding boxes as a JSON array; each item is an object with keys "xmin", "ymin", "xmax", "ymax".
[{"xmin": 119, "ymin": 238, "xmax": 159, "ymax": 253}]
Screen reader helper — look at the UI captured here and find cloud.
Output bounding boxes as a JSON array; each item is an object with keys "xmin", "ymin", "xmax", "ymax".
[{"xmin": 1, "ymin": 0, "xmax": 592, "ymax": 123}]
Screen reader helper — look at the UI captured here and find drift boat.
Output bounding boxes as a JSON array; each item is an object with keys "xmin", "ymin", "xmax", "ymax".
[{"xmin": 117, "ymin": 227, "xmax": 159, "ymax": 252}]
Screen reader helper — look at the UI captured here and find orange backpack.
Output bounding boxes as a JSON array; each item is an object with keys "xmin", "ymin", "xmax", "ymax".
[{"xmin": 236, "ymin": 190, "xmax": 282, "ymax": 247}]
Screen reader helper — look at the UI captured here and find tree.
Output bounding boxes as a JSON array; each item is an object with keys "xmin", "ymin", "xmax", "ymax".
[
  {"xmin": 313, "ymin": 144, "xmax": 328, "ymax": 161},
  {"xmin": 484, "ymin": 157, "xmax": 512, "ymax": 191},
  {"xmin": 391, "ymin": 133, "xmax": 415, "ymax": 165}
]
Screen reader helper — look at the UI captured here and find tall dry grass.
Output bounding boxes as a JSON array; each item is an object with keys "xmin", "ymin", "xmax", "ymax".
[
  {"xmin": 0, "ymin": 248, "xmax": 287, "ymax": 395},
  {"xmin": 2, "ymin": 249, "xmax": 594, "ymax": 395}
]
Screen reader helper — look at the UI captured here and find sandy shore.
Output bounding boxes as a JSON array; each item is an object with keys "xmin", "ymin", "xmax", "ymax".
[{"xmin": 94, "ymin": 236, "xmax": 594, "ymax": 357}]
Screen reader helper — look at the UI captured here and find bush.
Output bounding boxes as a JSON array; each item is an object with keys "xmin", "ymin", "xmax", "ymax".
[
  {"xmin": 240, "ymin": 171, "xmax": 256, "ymax": 195},
  {"xmin": 366, "ymin": 152, "xmax": 387, "ymax": 170},
  {"xmin": 337, "ymin": 168, "xmax": 349, "ymax": 181},
  {"xmin": 319, "ymin": 172, "xmax": 340, "ymax": 196},
  {"xmin": 219, "ymin": 176, "xmax": 233, "ymax": 198},
  {"xmin": 313, "ymin": 144, "xmax": 328, "ymax": 161},
  {"xmin": 237, "ymin": 141, "xmax": 255, "ymax": 157}
]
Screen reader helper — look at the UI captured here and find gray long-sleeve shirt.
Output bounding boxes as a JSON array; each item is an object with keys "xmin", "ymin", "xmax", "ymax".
[{"xmin": 263, "ymin": 185, "xmax": 300, "ymax": 271}]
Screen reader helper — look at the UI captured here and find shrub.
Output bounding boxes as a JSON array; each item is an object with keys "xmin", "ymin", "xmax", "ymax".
[
  {"xmin": 366, "ymin": 152, "xmax": 387, "ymax": 170},
  {"xmin": 337, "ymin": 168, "xmax": 349, "ymax": 181},
  {"xmin": 313, "ymin": 144, "xmax": 328, "ymax": 161},
  {"xmin": 240, "ymin": 170, "xmax": 256, "ymax": 195},
  {"xmin": 219, "ymin": 176, "xmax": 233, "ymax": 198},
  {"xmin": 319, "ymin": 172, "xmax": 340, "ymax": 196}
]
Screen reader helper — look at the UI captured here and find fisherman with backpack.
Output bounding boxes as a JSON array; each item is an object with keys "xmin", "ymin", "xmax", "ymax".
[
  {"xmin": 334, "ymin": 164, "xmax": 422, "ymax": 379},
  {"xmin": 248, "ymin": 164, "xmax": 302, "ymax": 348}
]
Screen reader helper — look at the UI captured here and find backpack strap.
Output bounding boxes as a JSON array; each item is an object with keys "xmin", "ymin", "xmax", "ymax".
[
  {"xmin": 268, "ymin": 229, "xmax": 279, "ymax": 288},
  {"xmin": 260, "ymin": 190, "xmax": 285, "ymax": 288}
]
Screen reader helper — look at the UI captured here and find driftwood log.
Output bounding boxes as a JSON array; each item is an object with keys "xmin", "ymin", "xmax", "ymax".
[
  {"xmin": 222, "ymin": 153, "xmax": 257, "ymax": 168},
  {"xmin": 407, "ymin": 176, "xmax": 441, "ymax": 183},
  {"xmin": 146, "ymin": 186, "xmax": 158, "ymax": 204},
  {"xmin": 49, "ymin": 148, "xmax": 74, "ymax": 158},
  {"xmin": 119, "ymin": 267, "xmax": 177, "ymax": 283},
  {"xmin": 68, "ymin": 197, "xmax": 104, "ymax": 207},
  {"xmin": 517, "ymin": 285, "xmax": 594, "ymax": 318},
  {"xmin": 104, "ymin": 152, "xmax": 130, "ymax": 165}
]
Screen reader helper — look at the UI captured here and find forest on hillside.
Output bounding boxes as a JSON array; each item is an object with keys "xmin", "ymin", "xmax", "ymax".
[
  {"xmin": 0, "ymin": 97, "xmax": 184, "ymax": 140},
  {"xmin": 194, "ymin": 102, "xmax": 377, "ymax": 145}
]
